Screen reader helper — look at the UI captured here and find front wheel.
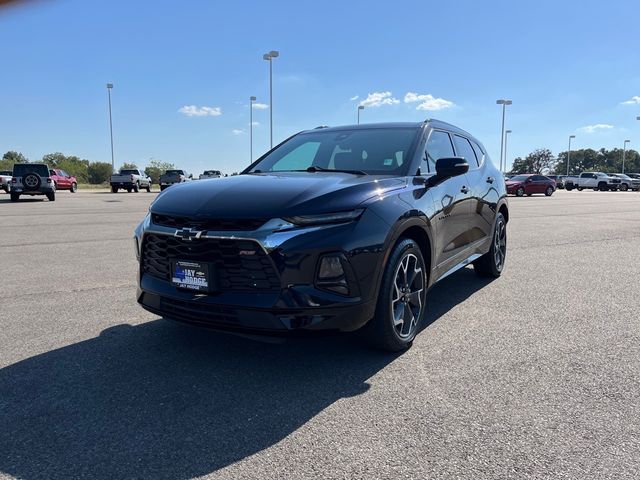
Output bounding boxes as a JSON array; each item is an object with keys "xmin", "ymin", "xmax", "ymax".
[
  {"xmin": 545, "ymin": 186, "xmax": 554, "ymax": 196},
  {"xmin": 516, "ymin": 187, "xmax": 525, "ymax": 197},
  {"xmin": 363, "ymin": 238, "xmax": 427, "ymax": 352},
  {"xmin": 146, "ymin": 184, "xmax": 151, "ymax": 192},
  {"xmin": 474, "ymin": 212, "xmax": 507, "ymax": 278},
  {"xmin": 70, "ymin": 182, "xmax": 77, "ymax": 193}
]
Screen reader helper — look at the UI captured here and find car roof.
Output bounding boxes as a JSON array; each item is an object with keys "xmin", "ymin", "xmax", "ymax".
[{"xmin": 302, "ymin": 119, "xmax": 484, "ymax": 149}]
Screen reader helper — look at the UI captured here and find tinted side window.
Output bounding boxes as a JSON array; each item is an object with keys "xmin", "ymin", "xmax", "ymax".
[
  {"xmin": 470, "ymin": 141, "xmax": 485, "ymax": 165},
  {"xmin": 425, "ymin": 130, "xmax": 455, "ymax": 172},
  {"xmin": 453, "ymin": 135, "xmax": 478, "ymax": 167}
]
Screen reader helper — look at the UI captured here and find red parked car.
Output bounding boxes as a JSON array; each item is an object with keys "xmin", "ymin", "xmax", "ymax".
[
  {"xmin": 506, "ymin": 174, "xmax": 555, "ymax": 197},
  {"xmin": 49, "ymin": 169, "xmax": 78, "ymax": 193}
]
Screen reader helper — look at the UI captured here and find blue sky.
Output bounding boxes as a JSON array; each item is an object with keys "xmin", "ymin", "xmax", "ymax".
[{"xmin": 1, "ymin": 0, "xmax": 639, "ymax": 174}]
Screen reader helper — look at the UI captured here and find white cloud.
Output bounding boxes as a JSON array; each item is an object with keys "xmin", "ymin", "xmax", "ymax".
[
  {"xmin": 404, "ymin": 92, "xmax": 454, "ymax": 111},
  {"xmin": 178, "ymin": 105, "xmax": 222, "ymax": 117},
  {"xmin": 621, "ymin": 96, "xmax": 640, "ymax": 105},
  {"xmin": 577, "ymin": 124, "xmax": 614, "ymax": 133},
  {"xmin": 250, "ymin": 121, "xmax": 260, "ymax": 126},
  {"xmin": 359, "ymin": 91, "xmax": 400, "ymax": 107},
  {"xmin": 350, "ymin": 95, "xmax": 359, "ymax": 101},
  {"xmin": 252, "ymin": 103, "xmax": 269, "ymax": 110},
  {"xmin": 232, "ymin": 129, "xmax": 244, "ymax": 135}
]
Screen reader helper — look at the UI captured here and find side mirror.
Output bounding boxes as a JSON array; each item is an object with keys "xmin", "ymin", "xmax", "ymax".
[{"xmin": 435, "ymin": 157, "xmax": 469, "ymax": 179}]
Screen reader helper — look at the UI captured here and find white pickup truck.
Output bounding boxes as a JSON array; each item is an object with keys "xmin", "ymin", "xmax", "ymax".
[
  {"xmin": 564, "ymin": 172, "xmax": 621, "ymax": 191},
  {"xmin": 110, "ymin": 168, "xmax": 152, "ymax": 193}
]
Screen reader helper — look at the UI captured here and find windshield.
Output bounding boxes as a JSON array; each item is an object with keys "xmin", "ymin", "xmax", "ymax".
[
  {"xmin": 247, "ymin": 127, "xmax": 419, "ymax": 176},
  {"xmin": 120, "ymin": 169, "xmax": 138, "ymax": 175},
  {"xmin": 509, "ymin": 175, "xmax": 530, "ymax": 182},
  {"xmin": 165, "ymin": 170, "xmax": 184, "ymax": 175},
  {"xmin": 12, "ymin": 164, "xmax": 49, "ymax": 177}
]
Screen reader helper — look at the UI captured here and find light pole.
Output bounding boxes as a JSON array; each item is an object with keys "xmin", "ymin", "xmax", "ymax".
[
  {"xmin": 357, "ymin": 105, "xmax": 364, "ymax": 124},
  {"xmin": 106, "ymin": 83, "xmax": 115, "ymax": 172},
  {"xmin": 567, "ymin": 135, "xmax": 576, "ymax": 175},
  {"xmin": 496, "ymin": 99, "xmax": 512, "ymax": 172},
  {"xmin": 263, "ymin": 50, "xmax": 279, "ymax": 149},
  {"xmin": 503, "ymin": 130, "xmax": 512, "ymax": 174},
  {"xmin": 622, "ymin": 139, "xmax": 630, "ymax": 174},
  {"xmin": 249, "ymin": 96, "xmax": 256, "ymax": 164}
]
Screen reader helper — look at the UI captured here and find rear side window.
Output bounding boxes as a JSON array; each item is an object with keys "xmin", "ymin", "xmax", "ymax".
[
  {"xmin": 470, "ymin": 141, "xmax": 485, "ymax": 165},
  {"xmin": 425, "ymin": 130, "xmax": 455, "ymax": 173},
  {"xmin": 452, "ymin": 135, "xmax": 479, "ymax": 167},
  {"xmin": 13, "ymin": 164, "xmax": 50, "ymax": 177}
]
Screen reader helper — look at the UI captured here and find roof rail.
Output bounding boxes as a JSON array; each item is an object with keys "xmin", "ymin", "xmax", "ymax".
[{"xmin": 314, "ymin": 125, "xmax": 329, "ymax": 129}]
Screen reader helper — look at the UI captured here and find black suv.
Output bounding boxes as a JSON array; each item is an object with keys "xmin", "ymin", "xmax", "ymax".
[
  {"xmin": 10, "ymin": 163, "xmax": 56, "ymax": 202},
  {"xmin": 135, "ymin": 120, "xmax": 508, "ymax": 351}
]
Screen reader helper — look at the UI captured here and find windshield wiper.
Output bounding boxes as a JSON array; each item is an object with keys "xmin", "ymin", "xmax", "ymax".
[{"xmin": 306, "ymin": 166, "xmax": 367, "ymax": 175}]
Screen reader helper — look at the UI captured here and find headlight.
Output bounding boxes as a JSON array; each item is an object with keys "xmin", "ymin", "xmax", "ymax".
[{"xmin": 283, "ymin": 209, "xmax": 364, "ymax": 227}]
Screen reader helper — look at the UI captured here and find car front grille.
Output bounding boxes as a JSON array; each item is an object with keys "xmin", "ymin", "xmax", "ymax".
[
  {"xmin": 160, "ymin": 297, "xmax": 239, "ymax": 324},
  {"xmin": 142, "ymin": 234, "xmax": 281, "ymax": 291},
  {"xmin": 152, "ymin": 214, "xmax": 266, "ymax": 231},
  {"xmin": 610, "ymin": 179, "xmax": 621, "ymax": 184}
]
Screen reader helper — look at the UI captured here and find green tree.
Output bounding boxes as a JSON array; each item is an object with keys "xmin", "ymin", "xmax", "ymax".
[
  {"xmin": 87, "ymin": 162, "xmax": 114, "ymax": 184},
  {"xmin": 1, "ymin": 151, "xmax": 28, "ymax": 170},
  {"xmin": 42, "ymin": 153, "xmax": 90, "ymax": 183},
  {"xmin": 121, "ymin": 162, "xmax": 138, "ymax": 170},
  {"xmin": 510, "ymin": 149, "xmax": 555, "ymax": 174},
  {"xmin": 145, "ymin": 159, "xmax": 175, "ymax": 184}
]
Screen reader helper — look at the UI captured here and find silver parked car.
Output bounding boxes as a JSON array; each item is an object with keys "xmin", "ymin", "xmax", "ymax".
[
  {"xmin": 0, "ymin": 170, "xmax": 12, "ymax": 193},
  {"xmin": 608, "ymin": 173, "xmax": 640, "ymax": 191},
  {"xmin": 199, "ymin": 170, "xmax": 222, "ymax": 180}
]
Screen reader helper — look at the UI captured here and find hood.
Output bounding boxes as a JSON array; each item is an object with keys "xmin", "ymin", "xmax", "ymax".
[{"xmin": 150, "ymin": 172, "xmax": 407, "ymax": 218}]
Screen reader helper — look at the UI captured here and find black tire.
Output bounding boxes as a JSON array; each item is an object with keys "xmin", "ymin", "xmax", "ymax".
[
  {"xmin": 70, "ymin": 182, "xmax": 77, "ymax": 193},
  {"xmin": 598, "ymin": 182, "xmax": 608, "ymax": 191},
  {"xmin": 160, "ymin": 185, "xmax": 166, "ymax": 191},
  {"xmin": 526, "ymin": 193, "xmax": 532, "ymax": 196},
  {"xmin": 474, "ymin": 212, "xmax": 507, "ymax": 278},
  {"xmin": 3, "ymin": 186, "xmax": 9, "ymax": 194},
  {"xmin": 146, "ymin": 184, "xmax": 151, "ymax": 192},
  {"xmin": 133, "ymin": 181, "xmax": 140, "ymax": 193},
  {"xmin": 516, "ymin": 187, "xmax": 525, "ymax": 197},
  {"xmin": 46, "ymin": 191, "xmax": 55, "ymax": 202},
  {"xmin": 111, "ymin": 186, "xmax": 118, "ymax": 193},
  {"xmin": 126, "ymin": 188, "xmax": 132, "ymax": 193},
  {"xmin": 363, "ymin": 238, "xmax": 427, "ymax": 352},
  {"xmin": 566, "ymin": 185, "xmax": 574, "ymax": 191},
  {"xmin": 545, "ymin": 186, "xmax": 554, "ymax": 196},
  {"xmin": 10, "ymin": 192, "xmax": 19, "ymax": 202},
  {"xmin": 578, "ymin": 187, "xmax": 584, "ymax": 191},
  {"xmin": 23, "ymin": 173, "xmax": 41, "ymax": 191}
]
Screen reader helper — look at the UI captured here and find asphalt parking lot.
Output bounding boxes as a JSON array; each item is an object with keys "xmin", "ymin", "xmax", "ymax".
[{"xmin": 1, "ymin": 189, "xmax": 639, "ymax": 479}]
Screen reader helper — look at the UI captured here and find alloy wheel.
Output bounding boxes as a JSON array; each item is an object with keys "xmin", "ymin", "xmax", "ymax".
[{"xmin": 390, "ymin": 253, "xmax": 425, "ymax": 339}]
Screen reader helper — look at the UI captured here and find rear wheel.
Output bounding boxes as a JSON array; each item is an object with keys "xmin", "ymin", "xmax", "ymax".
[
  {"xmin": 545, "ymin": 186, "xmax": 554, "ymax": 196},
  {"xmin": 126, "ymin": 188, "xmax": 132, "ymax": 193},
  {"xmin": 474, "ymin": 212, "xmax": 507, "ymax": 278},
  {"xmin": 363, "ymin": 238, "xmax": 427, "ymax": 352},
  {"xmin": 146, "ymin": 184, "xmax": 151, "ymax": 192},
  {"xmin": 10, "ymin": 192, "xmax": 19, "ymax": 202},
  {"xmin": 598, "ymin": 182, "xmax": 608, "ymax": 191},
  {"xmin": 46, "ymin": 191, "xmax": 56, "ymax": 202},
  {"xmin": 133, "ymin": 181, "xmax": 140, "ymax": 193},
  {"xmin": 111, "ymin": 186, "xmax": 118, "ymax": 193},
  {"xmin": 70, "ymin": 182, "xmax": 77, "ymax": 193}
]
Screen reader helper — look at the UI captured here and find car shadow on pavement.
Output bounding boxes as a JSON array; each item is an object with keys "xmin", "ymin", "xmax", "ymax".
[
  {"xmin": 0, "ymin": 197, "xmax": 46, "ymax": 203},
  {"xmin": 0, "ymin": 267, "xmax": 492, "ymax": 480}
]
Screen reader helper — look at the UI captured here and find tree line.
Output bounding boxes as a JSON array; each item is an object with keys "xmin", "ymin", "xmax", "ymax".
[
  {"xmin": 0, "ymin": 151, "xmax": 175, "ymax": 184},
  {"xmin": 510, "ymin": 147, "xmax": 640, "ymax": 175}
]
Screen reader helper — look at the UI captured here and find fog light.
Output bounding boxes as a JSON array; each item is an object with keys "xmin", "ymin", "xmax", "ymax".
[{"xmin": 317, "ymin": 255, "xmax": 349, "ymax": 295}]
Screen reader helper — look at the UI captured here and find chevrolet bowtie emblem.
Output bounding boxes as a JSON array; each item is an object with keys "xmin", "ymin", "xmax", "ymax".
[{"xmin": 174, "ymin": 227, "xmax": 203, "ymax": 241}]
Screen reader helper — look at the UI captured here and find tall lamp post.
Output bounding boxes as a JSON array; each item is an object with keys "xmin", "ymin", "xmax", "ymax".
[
  {"xmin": 496, "ymin": 99, "xmax": 512, "ymax": 172},
  {"xmin": 106, "ymin": 83, "xmax": 115, "ymax": 172},
  {"xmin": 249, "ymin": 96, "xmax": 256, "ymax": 164},
  {"xmin": 622, "ymin": 139, "xmax": 630, "ymax": 174},
  {"xmin": 504, "ymin": 130, "xmax": 512, "ymax": 174},
  {"xmin": 567, "ymin": 135, "xmax": 576, "ymax": 175},
  {"xmin": 262, "ymin": 50, "xmax": 279, "ymax": 149},
  {"xmin": 357, "ymin": 105, "xmax": 364, "ymax": 124}
]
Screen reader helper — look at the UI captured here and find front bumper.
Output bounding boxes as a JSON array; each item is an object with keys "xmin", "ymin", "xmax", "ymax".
[{"xmin": 135, "ymin": 210, "xmax": 389, "ymax": 334}]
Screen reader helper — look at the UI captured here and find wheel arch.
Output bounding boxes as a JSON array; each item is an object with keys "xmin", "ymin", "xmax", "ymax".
[{"xmin": 383, "ymin": 218, "xmax": 434, "ymax": 285}]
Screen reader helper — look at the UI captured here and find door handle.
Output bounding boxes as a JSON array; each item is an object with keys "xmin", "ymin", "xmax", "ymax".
[
  {"xmin": 460, "ymin": 186, "xmax": 469, "ymax": 194},
  {"xmin": 486, "ymin": 176, "xmax": 494, "ymax": 184}
]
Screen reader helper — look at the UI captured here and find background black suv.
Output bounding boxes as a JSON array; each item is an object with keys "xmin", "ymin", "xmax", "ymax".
[{"xmin": 135, "ymin": 120, "xmax": 508, "ymax": 351}]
